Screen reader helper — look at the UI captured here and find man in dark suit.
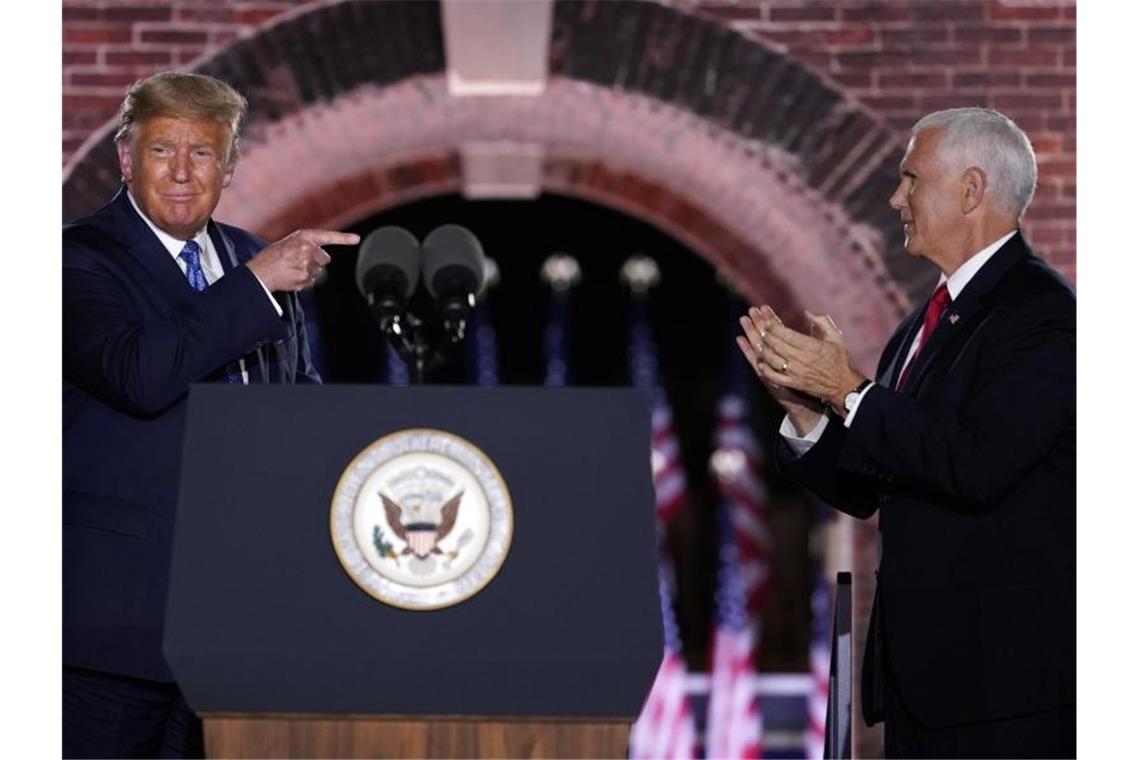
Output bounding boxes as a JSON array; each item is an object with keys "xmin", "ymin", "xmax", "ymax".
[
  {"xmin": 63, "ymin": 71, "xmax": 359, "ymax": 758},
  {"xmin": 736, "ymin": 108, "xmax": 1075, "ymax": 758}
]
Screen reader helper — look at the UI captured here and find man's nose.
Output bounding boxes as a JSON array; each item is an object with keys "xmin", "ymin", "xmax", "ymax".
[
  {"xmin": 888, "ymin": 182, "xmax": 905, "ymax": 210},
  {"xmin": 171, "ymin": 152, "xmax": 191, "ymax": 182}
]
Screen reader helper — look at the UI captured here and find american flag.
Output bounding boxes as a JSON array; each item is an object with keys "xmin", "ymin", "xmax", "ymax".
[
  {"xmin": 467, "ymin": 301, "xmax": 499, "ymax": 386},
  {"xmin": 706, "ymin": 391, "xmax": 769, "ymax": 760},
  {"xmin": 543, "ymin": 294, "xmax": 570, "ymax": 387},
  {"xmin": 805, "ymin": 562, "xmax": 831, "ymax": 760},
  {"xmin": 628, "ymin": 300, "xmax": 697, "ymax": 760},
  {"xmin": 384, "ymin": 343, "xmax": 409, "ymax": 385}
]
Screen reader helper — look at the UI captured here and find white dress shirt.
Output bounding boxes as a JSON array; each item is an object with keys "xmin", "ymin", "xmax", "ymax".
[
  {"xmin": 127, "ymin": 191, "xmax": 284, "ymax": 384},
  {"xmin": 780, "ymin": 230, "xmax": 1018, "ymax": 456}
]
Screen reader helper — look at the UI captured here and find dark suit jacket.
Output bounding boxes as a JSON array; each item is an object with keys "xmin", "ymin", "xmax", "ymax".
[
  {"xmin": 63, "ymin": 187, "xmax": 320, "ymax": 682},
  {"xmin": 778, "ymin": 232, "xmax": 1075, "ymax": 728}
]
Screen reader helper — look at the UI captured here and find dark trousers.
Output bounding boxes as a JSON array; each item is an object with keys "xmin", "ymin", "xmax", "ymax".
[
  {"xmin": 63, "ymin": 665, "xmax": 204, "ymax": 759},
  {"xmin": 883, "ymin": 660, "xmax": 1076, "ymax": 759}
]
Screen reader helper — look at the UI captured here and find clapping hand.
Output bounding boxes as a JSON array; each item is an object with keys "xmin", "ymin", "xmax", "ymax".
[{"xmin": 736, "ymin": 305, "xmax": 866, "ymax": 431}]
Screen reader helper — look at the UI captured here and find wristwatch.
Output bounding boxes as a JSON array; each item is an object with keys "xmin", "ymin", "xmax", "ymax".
[{"xmin": 843, "ymin": 379, "xmax": 874, "ymax": 413}]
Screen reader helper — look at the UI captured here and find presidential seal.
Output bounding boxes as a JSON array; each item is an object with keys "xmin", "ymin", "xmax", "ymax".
[{"xmin": 330, "ymin": 429, "xmax": 513, "ymax": 610}]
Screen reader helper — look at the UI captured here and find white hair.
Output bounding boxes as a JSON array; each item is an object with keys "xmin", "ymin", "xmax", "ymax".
[{"xmin": 913, "ymin": 107, "xmax": 1037, "ymax": 218}]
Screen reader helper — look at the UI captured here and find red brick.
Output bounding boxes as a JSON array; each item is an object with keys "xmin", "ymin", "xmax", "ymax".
[
  {"xmin": 1026, "ymin": 72, "xmax": 1076, "ymax": 88},
  {"xmin": 698, "ymin": 3, "xmax": 762, "ymax": 22},
  {"xmin": 176, "ymin": 5, "xmax": 238, "ymax": 23},
  {"xmin": 761, "ymin": 27, "xmax": 873, "ymax": 47},
  {"xmin": 211, "ymin": 31, "xmax": 241, "ymax": 46},
  {"xmin": 992, "ymin": 93, "xmax": 1066, "ymax": 111},
  {"xmin": 237, "ymin": 7, "xmax": 287, "ymax": 26},
  {"xmin": 879, "ymin": 71, "xmax": 949, "ymax": 89},
  {"xmin": 953, "ymin": 70, "xmax": 1021, "ymax": 88},
  {"xmin": 62, "ymin": 5, "xmax": 100, "ymax": 22},
  {"xmin": 918, "ymin": 92, "xmax": 990, "ymax": 112},
  {"xmin": 103, "ymin": 50, "xmax": 174, "ymax": 67},
  {"xmin": 989, "ymin": 3, "xmax": 1061, "ymax": 21},
  {"xmin": 103, "ymin": 6, "xmax": 172, "ymax": 23},
  {"xmin": 987, "ymin": 48, "xmax": 1060, "ymax": 66},
  {"xmin": 914, "ymin": 1, "xmax": 985, "ymax": 22},
  {"xmin": 1062, "ymin": 48, "xmax": 1075, "ymax": 67},
  {"xmin": 841, "ymin": 4, "xmax": 913, "ymax": 23},
  {"xmin": 862, "ymin": 94, "xmax": 918, "ymax": 111},
  {"xmin": 63, "ymin": 49, "xmax": 98, "ymax": 66},
  {"xmin": 1047, "ymin": 114, "xmax": 1075, "ymax": 132},
  {"xmin": 1036, "ymin": 160, "xmax": 1075, "ymax": 178},
  {"xmin": 1027, "ymin": 26, "xmax": 1075, "ymax": 46},
  {"xmin": 1022, "ymin": 224, "xmax": 1071, "ymax": 243},
  {"xmin": 1026, "ymin": 202, "xmax": 1076, "ymax": 220},
  {"xmin": 63, "ymin": 94, "xmax": 128, "ymax": 111},
  {"xmin": 1030, "ymin": 180, "xmax": 1060, "ymax": 200},
  {"xmin": 951, "ymin": 24, "xmax": 1024, "ymax": 44},
  {"xmin": 909, "ymin": 47, "xmax": 983, "ymax": 66},
  {"xmin": 64, "ymin": 24, "xmax": 133, "ymax": 45},
  {"xmin": 881, "ymin": 26, "xmax": 950, "ymax": 46},
  {"xmin": 836, "ymin": 50, "xmax": 910, "ymax": 70},
  {"xmin": 1028, "ymin": 133, "xmax": 1063, "ymax": 154},
  {"xmin": 138, "ymin": 28, "xmax": 210, "ymax": 45},
  {"xmin": 770, "ymin": 5, "xmax": 837, "ymax": 23},
  {"xmin": 70, "ymin": 71, "xmax": 146, "ymax": 89}
]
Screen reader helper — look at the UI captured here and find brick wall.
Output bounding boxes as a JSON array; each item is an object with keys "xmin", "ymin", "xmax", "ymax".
[
  {"xmin": 63, "ymin": 0, "xmax": 1076, "ymax": 281},
  {"xmin": 62, "ymin": 1, "xmax": 305, "ymax": 162},
  {"xmin": 679, "ymin": 0, "xmax": 1076, "ymax": 279}
]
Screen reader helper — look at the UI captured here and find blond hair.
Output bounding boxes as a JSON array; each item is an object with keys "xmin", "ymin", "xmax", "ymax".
[{"xmin": 114, "ymin": 71, "xmax": 248, "ymax": 165}]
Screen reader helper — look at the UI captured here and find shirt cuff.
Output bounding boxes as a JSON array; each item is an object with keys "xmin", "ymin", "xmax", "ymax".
[
  {"xmin": 842, "ymin": 382, "xmax": 876, "ymax": 428},
  {"xmin": 779, "ymin": 413, "xmax": 829, "ymax": 457},
  {"xmin": 251, "ymin": 271, "xmax": 284, "ymax": 317}
]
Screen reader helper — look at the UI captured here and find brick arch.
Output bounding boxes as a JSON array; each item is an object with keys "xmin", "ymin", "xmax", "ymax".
[{"xmin": 62, "ymin": 0, "xmax": 923, "ymax": 368}]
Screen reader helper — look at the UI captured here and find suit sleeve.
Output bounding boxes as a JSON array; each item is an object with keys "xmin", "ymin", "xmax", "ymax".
[
  {"xmin": 837, "ymin": 292, "xmax": 1075, "ymax": 513},
  {"xmin": 63, "ymin": 244, "xmax": 287, "ymax": 415},
  {"xmin": 775, "ymin": 414, "xmax": 881, "ymax": 519}
]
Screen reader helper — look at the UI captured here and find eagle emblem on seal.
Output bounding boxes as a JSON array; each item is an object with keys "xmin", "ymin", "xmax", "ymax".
[{"xmin": 381, "ymin": 490, "xmax": 464, "ymax": 559}]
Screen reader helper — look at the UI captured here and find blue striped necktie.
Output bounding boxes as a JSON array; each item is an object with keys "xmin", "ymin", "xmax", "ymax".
[{"xmin": 179, "ymin": 240, "xmax": 244, "ymax": 384}]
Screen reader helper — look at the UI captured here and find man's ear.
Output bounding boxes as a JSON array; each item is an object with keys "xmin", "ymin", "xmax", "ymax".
[
  {"xmin": 116, "ymin": 140, "xmax": 134, "ymax": 184},
  {"xmin": 221, "ymin": 160, "xmax": 235, "ymax": 189},
  {"xmin": 961, "ymin": 166, "xmax": 987, "ymax": 214}
]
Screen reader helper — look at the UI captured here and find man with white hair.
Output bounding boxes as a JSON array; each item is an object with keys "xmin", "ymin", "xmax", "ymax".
[{"xmin": 737, "ymin": 108, "xmax": 1075, "ymax": 757}]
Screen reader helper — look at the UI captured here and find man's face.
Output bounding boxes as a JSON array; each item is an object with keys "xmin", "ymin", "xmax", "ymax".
[
  {"xmin": 117, "ymin": 116, "xmax": 234, "ymax": 240},
  {"xmin": 889, "ymin": 128, "xmax": 963, "ymax": 264}
]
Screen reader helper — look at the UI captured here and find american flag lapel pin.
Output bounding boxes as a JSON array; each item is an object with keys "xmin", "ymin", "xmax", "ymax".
[{"xmin": 948, "ymin": 312, "xmax": 960, "ymax": 324}]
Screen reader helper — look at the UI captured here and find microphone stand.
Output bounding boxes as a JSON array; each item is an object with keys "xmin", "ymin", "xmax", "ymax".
[{"xmin": 378, "ymin": 309, "xmax": 468, "ymax": 385}]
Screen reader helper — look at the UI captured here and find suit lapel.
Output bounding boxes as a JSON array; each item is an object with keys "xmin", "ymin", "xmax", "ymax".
[
  {"xmin": 110, "ymin": 187, "xmax": 199, "ymax": 305},
  {"xmin": 882, "ymin": 307, "xmax": 924, "ymax": 389},
  {"xmin": 208, "ymin": 220, "xmax": 240, "ymax": 274},
  {"xmin": 900, "ymin": 232, "xmax": 1029, "ymax": 394}
]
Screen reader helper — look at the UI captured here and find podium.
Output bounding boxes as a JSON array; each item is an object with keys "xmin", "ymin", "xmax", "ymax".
[{"xmin": 164, "ymin": 385, "xmax": 663, "ymax": 758}]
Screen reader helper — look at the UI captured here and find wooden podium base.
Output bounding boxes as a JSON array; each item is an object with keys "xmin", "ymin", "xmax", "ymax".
[{"xmin": 203, "ymin": 714, "xmax": 631, "ymax": 759}]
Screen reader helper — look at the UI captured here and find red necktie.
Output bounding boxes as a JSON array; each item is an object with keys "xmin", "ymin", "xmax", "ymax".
[{"xmin": 897, "ymin": 283, "xmax": 951, "ymax": 389}]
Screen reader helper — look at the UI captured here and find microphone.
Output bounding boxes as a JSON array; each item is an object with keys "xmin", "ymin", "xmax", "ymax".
[
  {"xmin": 422, "ymin": 224, "xmax": 486, "ymax": 340},
  {"xmin": 355, "ymin": 226, "xmax": 421, "ymax": 332}
]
